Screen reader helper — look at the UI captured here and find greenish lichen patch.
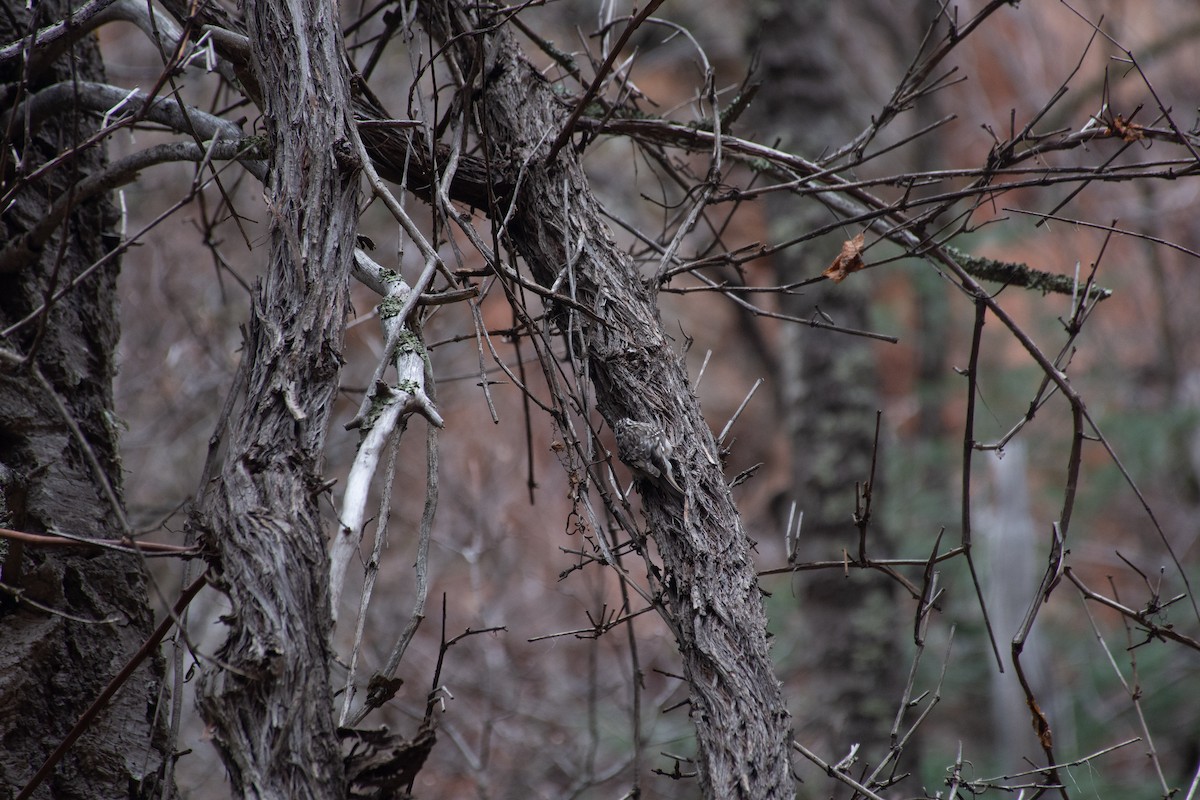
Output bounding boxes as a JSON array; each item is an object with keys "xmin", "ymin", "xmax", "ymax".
[
  {"xmin": 396, "ymin": 329, "xmax": 421, "ymax": 354},
  {"xmin": 377, "ymin": 295, "xmax": 405, "ymax": 319}
]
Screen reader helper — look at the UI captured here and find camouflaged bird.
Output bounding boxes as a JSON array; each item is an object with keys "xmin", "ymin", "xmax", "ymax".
[{"xmin": 613, "ymin": 418, "xmax": 684, "ymax": 496}]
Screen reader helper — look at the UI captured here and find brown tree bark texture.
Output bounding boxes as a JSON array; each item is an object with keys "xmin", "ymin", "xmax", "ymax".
[
  {"xmin": 0, "ymin": 5, "xmax": 170, "ymax": 798},
  {"xmin": 192, "ymin": 0, "xmax": 360, "ymax": 795},
  {"xmin": 419, "ymin": 5, "xmax": 793, "ymax": 797}
]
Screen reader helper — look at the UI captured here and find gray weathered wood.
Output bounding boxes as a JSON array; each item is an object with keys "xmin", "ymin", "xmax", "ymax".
[
  {"xmin": 417, "ymin": 5, "xmax": 793, "ymax": 796},
  {"xmin": 191, "ymin": 0, "xmax": 360, "ymax": 794}
]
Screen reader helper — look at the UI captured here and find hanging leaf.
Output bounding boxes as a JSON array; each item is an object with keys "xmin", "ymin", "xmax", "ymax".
[{"xmin": 822, "ymin": 232, "xmax": 867, "ymax": 283}]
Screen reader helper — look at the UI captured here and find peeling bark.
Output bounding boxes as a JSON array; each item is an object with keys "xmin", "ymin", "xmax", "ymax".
[
  {"xmin": 417, "ymin": 5, "xmax": 793, "ymax": 797},
  {"xmin": 190, "ymin": 0, "xmax": 360, "ymax": 795}
]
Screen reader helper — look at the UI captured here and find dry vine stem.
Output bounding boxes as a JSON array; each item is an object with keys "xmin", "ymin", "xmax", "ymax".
[{"xmin": 412, "ymin": 3, "xmax": 794, "ymax": 795}]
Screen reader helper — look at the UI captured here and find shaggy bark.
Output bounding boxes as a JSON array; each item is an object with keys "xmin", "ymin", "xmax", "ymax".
[
  {"xmin": 190, "ymin": 0, "xmax": 360, "ymax": 795},
  {"xmin": 0, "ymin": 4, "xmax": 169, "ymax": 797},
  {"xmin": 418, "ymin": 5, "xmax": 793, "ymax": 797}
]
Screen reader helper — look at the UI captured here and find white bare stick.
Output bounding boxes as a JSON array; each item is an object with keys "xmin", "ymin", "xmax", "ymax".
[
  {"xmin": 328, "ymin": 250, "xmax": 443, "ymax": 622},
  {"xmin": 342, "ymin": 110, "xmax": 448, "ymax": 431}
]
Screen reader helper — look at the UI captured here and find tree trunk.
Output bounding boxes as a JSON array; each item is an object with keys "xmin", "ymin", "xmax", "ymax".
[
  {"xmin": 417, "ymin": 5, "xmax": 794, "ymax": 797},
  {"xmin": 751, "ymin": 0, "xmax": 906, "ymax": 758},
  {"xmin": 191, "ymin": 0, "xmax": 360, "ymax": 795},
  {"xmin": 978, "ymin": 443, "xmax": 1049, "ymax": 771},
  {"xmin": 0, "ymin": 5, "xmax": 170, "ymax": 797}
]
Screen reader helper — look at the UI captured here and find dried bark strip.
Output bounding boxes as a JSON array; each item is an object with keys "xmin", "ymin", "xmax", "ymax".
[
  {"xmin": 417, "ymin": 5, "xmax": 792, "ymax": 797},
  {"xmin": 191, "ymin": 0, "xmax": 360, "ymax": 795}
]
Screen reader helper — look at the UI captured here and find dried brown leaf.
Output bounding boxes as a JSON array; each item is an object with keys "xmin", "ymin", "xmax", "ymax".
[
  {"xmin": 1111, "ymin": 114, "xmax": 1145, "ymax": 142},
  {"xmin": 822, "ymin": 232, "xmax": 866, "ymax": 283}
]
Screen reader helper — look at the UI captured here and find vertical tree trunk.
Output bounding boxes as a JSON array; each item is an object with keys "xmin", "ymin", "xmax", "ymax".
[
  {"xmin": 418, "ymin": 5, "xmax": 794, "ymax": 797},
  {"xmin": 192, "ymin": 0, "xmax": 360, "ymax": 794},
  {"xmin": 0, "ymin": 5, "xmax": 170, "ymax": 797},
  {"xmin": 751, "ymin": 0, "xmax": 906, "ymax": 757},
  {"xmin": 978, "ymin": 443, "xmax": 1048, "ymax": 770}
]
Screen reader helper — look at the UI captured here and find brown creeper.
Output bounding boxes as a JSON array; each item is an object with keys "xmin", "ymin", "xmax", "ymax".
[{"xmin": 613, "ymin": 418, "xmax": 684, "ymax": 496}]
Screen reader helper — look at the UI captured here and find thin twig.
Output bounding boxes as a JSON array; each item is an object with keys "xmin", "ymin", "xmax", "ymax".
[
  {"xmin": 545, "ymin": 0, "xmax": 666, "ymax": 162},
  {"xmin": 792, "ymin": 740, "xmax": 887, "ymax": 800}
]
